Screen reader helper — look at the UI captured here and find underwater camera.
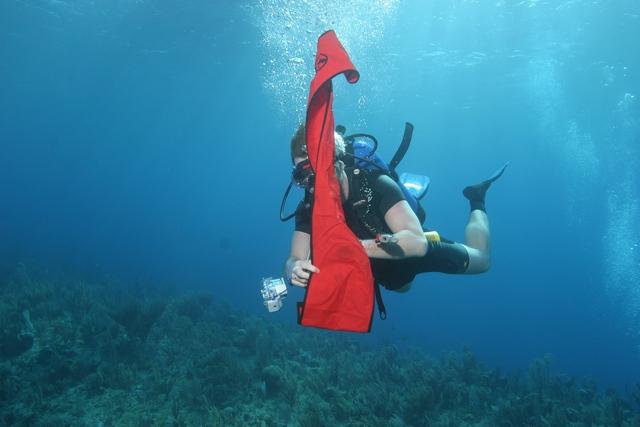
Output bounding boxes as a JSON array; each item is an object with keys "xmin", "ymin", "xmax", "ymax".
[{"xmin": 260, "ymin": 277, "xmax": 288, "ymax": 312}]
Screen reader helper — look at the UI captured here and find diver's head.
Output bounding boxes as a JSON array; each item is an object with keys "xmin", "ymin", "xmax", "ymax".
[
  {"xmin": 279, "ymin": 125, "xmax": 348, "ymax": 222},
  {"xmin": 290, "ymin": 124, "xmax": 348, "ymax": 196},
  {"xmin": 290, "ymin": 123, "xmax": 346, "ymax": 165}
]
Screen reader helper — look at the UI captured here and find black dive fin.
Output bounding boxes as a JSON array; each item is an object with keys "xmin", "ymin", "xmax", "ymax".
[{"xmin": 487, "ymin": 161, "xmax": 510, "ymax": 184}]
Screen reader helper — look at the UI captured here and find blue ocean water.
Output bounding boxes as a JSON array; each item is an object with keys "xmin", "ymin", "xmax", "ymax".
[{"xmin": 1, "ymin": 0, "xmax": 639, "ymax": 396}]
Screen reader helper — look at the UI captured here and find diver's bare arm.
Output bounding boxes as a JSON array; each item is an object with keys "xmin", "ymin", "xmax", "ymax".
[
  {"xmin": 360, "ymin": 200, "xmax": 427, "ymax": 259},
  {"xmin": 285, "ymin": 231, "xmax": 319, "ymax": 287},
  {"xmin": 289, "ymin": 231, "xmax": 310, "ymax": 260},
  {"xmin": 285, "ymin": 231, "xmax": 308, "ymax": 279}
]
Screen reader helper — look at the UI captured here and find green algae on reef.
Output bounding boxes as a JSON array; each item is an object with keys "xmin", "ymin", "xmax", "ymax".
[{"xmin": 1, "ymin": 264, "xmax": 639, "ymax": 426}]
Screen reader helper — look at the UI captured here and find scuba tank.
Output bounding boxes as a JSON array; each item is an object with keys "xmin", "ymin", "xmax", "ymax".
[{"xmin": 340, "ymin": 123, "xmax": 428, "ymax": 224}]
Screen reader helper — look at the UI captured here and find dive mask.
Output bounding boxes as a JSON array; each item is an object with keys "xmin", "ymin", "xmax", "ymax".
[{"xmin": 292, "ymin": 159, "xmax": 314, "ymax": 189}]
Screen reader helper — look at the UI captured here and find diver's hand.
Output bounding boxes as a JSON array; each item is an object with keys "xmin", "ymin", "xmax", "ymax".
[{"xmin": 290, "ymin": 260, "xmax": 319, "ymax": 288}]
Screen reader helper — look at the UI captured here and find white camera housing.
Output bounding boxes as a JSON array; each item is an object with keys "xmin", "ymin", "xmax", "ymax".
[{"xmin": 261, "ymin": 277, "xmax": 288, "ymax": 312}]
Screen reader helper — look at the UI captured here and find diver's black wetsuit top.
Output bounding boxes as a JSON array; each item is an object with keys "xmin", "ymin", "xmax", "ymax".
[
  {"xmin": 295, "ymin": 174, "xmax": 401, "ymax": 236},
  {"xmin": 295, "ymin": 174, "xmax": 469, "ymax": 290}
]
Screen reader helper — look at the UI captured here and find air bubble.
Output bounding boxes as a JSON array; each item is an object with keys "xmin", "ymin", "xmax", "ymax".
[{"xmin": 255, "ymin": 0, "xmax": 399, "ymax": 121}]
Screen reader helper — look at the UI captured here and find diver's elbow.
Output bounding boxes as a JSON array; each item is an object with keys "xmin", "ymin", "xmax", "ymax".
[{"xmin": 415, "ymin": 234, "xmax": 428, "ymax": 257}]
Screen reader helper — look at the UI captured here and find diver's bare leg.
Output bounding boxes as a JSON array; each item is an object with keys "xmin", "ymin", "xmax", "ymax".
[
  {"xmin": 463, "ymin": 210, "xmax": 491, "ymax": 274},
  {"xmin": 460, "ymin": 162, "xmax": 508, "ymax": 274}
]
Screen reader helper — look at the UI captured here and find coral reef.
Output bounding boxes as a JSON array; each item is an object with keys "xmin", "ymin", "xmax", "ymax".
[{"xmin": 1, "ymin": 263, "xmax": 639, "ymax": 426}]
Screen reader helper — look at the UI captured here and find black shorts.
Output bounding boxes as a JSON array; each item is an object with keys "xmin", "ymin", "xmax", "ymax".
[{"xmin": 371, "ymin": 239, "xmax": 470, "ymax": 291}]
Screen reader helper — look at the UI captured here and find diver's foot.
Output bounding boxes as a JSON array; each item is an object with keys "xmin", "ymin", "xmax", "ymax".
[
  {"xmin": 463, "ymin": 162, "xmax": 509, "ymax": 212},
  {"xmin": 463, "ymin": 181, "xmax": 491, "ymax": 208}
]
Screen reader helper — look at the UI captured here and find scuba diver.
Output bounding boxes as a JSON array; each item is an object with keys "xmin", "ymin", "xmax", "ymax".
[{"xmin": 282, "ymin": 123, "xmax": 508, "ymax": 294}]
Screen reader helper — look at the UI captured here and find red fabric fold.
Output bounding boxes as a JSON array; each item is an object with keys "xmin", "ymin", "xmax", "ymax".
[{"xmin": 297, "ymin": 30, "xmax": 374, "ymax": 333}]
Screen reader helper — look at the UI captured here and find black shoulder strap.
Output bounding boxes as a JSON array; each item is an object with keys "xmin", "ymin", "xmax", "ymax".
[
  {"xmin": 346, "ymin": 169, "xmax": 388, "ymax": 321},
  {"xmin": 374, "ymin": 282, "xmax": 387, "ymax": 320},
  {"xmin": 347, "ymin": 169, "xmax": 388, "ymax": 237}
]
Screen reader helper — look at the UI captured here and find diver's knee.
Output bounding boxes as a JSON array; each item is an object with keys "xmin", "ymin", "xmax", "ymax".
[
  {"xmin": 477, "ymin": 258, "xmax": 491, "ymax": 273},
  {"xmin": 476, "ymin": 255, "xmax": 491, "ymax": 274},
  {"xmin": 465, "ymin": 251, "xmax": 491, "ymax": 274}
]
